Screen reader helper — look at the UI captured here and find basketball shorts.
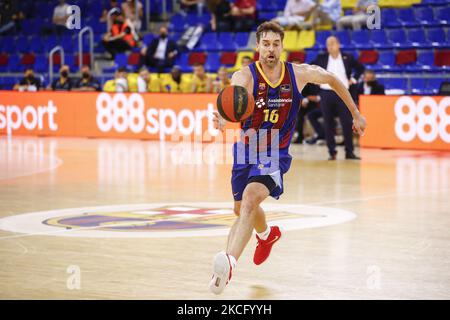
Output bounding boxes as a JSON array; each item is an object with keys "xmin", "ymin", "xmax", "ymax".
[{"xmin": 231, "ymin": 142, "xmax": 292, "ymax": 201}]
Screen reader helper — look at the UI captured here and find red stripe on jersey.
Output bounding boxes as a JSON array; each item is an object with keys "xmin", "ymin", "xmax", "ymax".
[
  {"xmin": 250, "ymin": 70, "xmax": 269, "ymax": 130},
  {"xmin": 279, "ymin": 120, "xmax": 295, "ymax": 149},
  {"xmin": 273, "ymin": 63, "xmax": 294, "ymax": 130}
]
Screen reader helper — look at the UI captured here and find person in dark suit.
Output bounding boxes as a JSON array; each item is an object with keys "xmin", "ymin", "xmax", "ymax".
[
  {"xmin": 357, "ymin": 70, "xmax": 385, "ymax": 98},
  {"xmin": 294, "ymin": 83, "xmax": 322, "ymax": 144},
  {"xmin": 312, "ymin": 36, "xmax": 365, "ymax": 160},
  {"xmin": 140, "ymin": 26, "xmax": 178, "ymax": 73}
]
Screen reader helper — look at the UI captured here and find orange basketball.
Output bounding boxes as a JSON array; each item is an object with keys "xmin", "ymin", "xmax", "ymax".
[{"xmin": 216, "ymin": 85, "xmax": 255, "ymax": 122}]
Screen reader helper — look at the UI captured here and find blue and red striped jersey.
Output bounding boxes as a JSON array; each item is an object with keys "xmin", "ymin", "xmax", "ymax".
[{"xmin": 241, "ymin": 61, "xmax": 302, "ymax": 150}]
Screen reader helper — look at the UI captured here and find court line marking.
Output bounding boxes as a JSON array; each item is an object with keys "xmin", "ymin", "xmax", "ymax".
[
  {"xmin": 0, "ymin": 158, "xmax": 63, "ymax": 180},
  {"xmin": 0, "ymin": 186, "xmax": 448, "ymax": 240},
  {"xmin": 0, "ymin": 153, "xmax": 63, "ymax": 181}
]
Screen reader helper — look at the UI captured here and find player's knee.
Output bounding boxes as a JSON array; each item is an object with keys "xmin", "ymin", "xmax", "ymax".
[
  {"xmin": 240, "ymin": 202, "xmax": 257, "ymax": 218},
  {"xmin": 241, "ymin": 192, "xmax": 263, "ymax": 214},
  {"xmin": 243, "ymin": 184, "xmax": 268, "ymax": 203},
  {"xmin": 233, "ymin": 202, "xmax": 241, "ymax": 216}
]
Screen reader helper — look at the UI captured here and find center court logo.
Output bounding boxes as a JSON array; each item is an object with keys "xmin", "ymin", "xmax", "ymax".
[{"xmin": 0, "ymin": 203, "xmax": 356, "ymax": 238}]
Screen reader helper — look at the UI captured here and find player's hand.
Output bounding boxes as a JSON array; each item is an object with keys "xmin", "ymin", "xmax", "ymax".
[
  {"xmin": 213, "ymin": 111, "xmax": 226, "ymax": 132},
  {"xmin": 352, "ymin": 114, "xmax": 366, "ymax": 136},
  {"xmin": 301, "ymin": 98, "xmax": 309, "ymax": 108}
]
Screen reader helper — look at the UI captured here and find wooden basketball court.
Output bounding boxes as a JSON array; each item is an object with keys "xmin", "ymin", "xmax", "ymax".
[{"xmin": 0, "ymin": 136, "xmax": 449, "ymax": 299}]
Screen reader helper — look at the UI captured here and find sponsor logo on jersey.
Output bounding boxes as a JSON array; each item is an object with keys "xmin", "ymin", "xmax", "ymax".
[
  {"xmin": 256, "ymin": 98, "xmax": 266, "ymax": 108},
  {"xmin": 280, "ymin": 84, "xmax": 291, "ymax": 92},
  {"xmin": 268, "ymin": 98, "xmax": 292, "ymax": 108}
]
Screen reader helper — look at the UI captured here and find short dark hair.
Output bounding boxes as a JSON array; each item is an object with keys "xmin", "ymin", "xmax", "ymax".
[
  {"xmin": 242, "ymin": 56, "xmax": 252, "ymax": 61},
  {"xmin": 117, "ymin": 67, "xmax": 127, "ymax": 73},
  {"xmin": 192, "ymin": 62, "xmax": 204, "ymax": 68},
  {"xmin": 256, "ymin": 21, "xmax": 284, "ymax": 43}
]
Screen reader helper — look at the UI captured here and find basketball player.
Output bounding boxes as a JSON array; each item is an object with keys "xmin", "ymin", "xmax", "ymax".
[{"xmin": 209, "ymin": 21, "xmax": 366, "ymax": 294}]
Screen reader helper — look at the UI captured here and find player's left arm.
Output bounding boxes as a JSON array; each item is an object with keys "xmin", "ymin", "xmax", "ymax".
[{"xmin": 294, "ymin": 63, "xmax": 366, "ymax": 136}]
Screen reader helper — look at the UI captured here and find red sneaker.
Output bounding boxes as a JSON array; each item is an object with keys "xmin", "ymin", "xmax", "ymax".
[{"xmin": 253, "ymin": 226, "xmax": 282, "ymax": 265}]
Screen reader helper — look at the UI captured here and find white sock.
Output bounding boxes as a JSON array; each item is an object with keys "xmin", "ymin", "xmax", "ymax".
[
  {"xmin": 227, "ymin": 254, "xmax": 237, "ymax": 270},
  {"xmin": 257, "ymin": 226, "xmax": 271, "ymax": 241}
]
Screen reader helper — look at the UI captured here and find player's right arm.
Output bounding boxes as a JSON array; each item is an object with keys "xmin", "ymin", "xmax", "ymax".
[
  {"xmin": 213, "ymin": 67, "xmax": 253, "ymax": 131},
  {"xmin": 294, "ymin": 63, "xmax": 366, "ymax": 136},
  {"xmin": 230, "ymin": 66, "xmax": 253, "ymax": 94}
]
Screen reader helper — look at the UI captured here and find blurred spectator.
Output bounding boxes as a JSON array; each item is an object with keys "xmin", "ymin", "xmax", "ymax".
[
  {"xmin": 292, "ymin": 57, "xmax": 324, "ymax": 144},
  {"xmin": 137, "ymin": 67, "xmax": 161, "ymax": 92},
  {"xmin": 312, "ymin": 36, "xmax": 365, "ymax": 160},
  {"xmin": 100, "ymin": 0, "xmax": 120, "ymax": 23},
  {"xmin": 162, "ymin": 65, "xmax": 191, "ymax": 93},
  {"xmin": 51, "ymin": 0, "xmax": 71, "ymax": 35},
  {"xmin": 180, "ymin": 0, "xmax": 205, "ymax": 15},
  {"xmin": 272, "ymin": 0, "xmax": 316, "ymax": 29},
  {"xmin": 0, "ymin": 0, "xmax": 24, "ymax": 35},
  {"xmin": 212, "ymin": 66, "xmax": 231, "ymax": 93},
  {"xmin": 294, "ymin": 83, "xmax": 322, "ymax": 144},
  {"xmin": 337, "ymin": 0, "xmax": 378, "ymax": 31},
  {"xmin": 140, "ymin": 26, "xmax": 178, "ymax": 73},
  {"xmin": 311, "ymin": 0, "xmax": 342, "ymax": 27},
  {"xmin": 206, "ymin": 0, "xmax": 232, "ymax": 32},
  {"xmin": 230, "ymin": 0, "xmax": 256, "ymax": 32},
  {"xmin": 73, "ymin": 65, "xmax": 101, "ymax": 92},
  {"xmin": 241, "ymin": 55, "xmax": 253, "ymax": 67},
  {"xmin": 304, "ymin": 108, "xmax": 327, "ymax": 145},
  {"xmin": 357, "ymin": 70, "xmax": 385, "ymax": 96},
  {"xmin": 102, "ymin": 8, "xmax": 137, "ymax": 59},
  {"xmin": 121, "ymin": 0, "xmax": 143, "ymax": 31},
  {"xmin": 13, "ymin": 68, "xmax": 41, "ymax": 92},
  {"xmin": 103, "ymin": 67, "xmax": 129, "ymax": 92},
  {"xmin": 293, "ymin": 55, "xmax": 326, "ymax": 145},
  {"xmin": 47, "ymin": 65, "xmax": 73, "ymax": 91},
  {"xmin": 191, "ymin": 63, "xmax": 213, "ymax": 93},
  {"xmin": 116, "ymin": 67, "xmax": 129, "ymax": 92}
]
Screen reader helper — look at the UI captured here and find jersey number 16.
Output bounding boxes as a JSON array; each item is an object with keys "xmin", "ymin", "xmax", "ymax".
[{"xmin": 263, "ymin": 109, "xmax": 279, "ymax": 124}]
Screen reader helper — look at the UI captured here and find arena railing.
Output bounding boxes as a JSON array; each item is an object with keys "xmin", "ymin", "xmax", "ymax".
[
  {"xmin": 49, "ymin": 46, "xmax": 65, "ymax": 84},
  {"xmin": 78, "ymin": 26, "xmax": 94, "ymax": 71}
]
